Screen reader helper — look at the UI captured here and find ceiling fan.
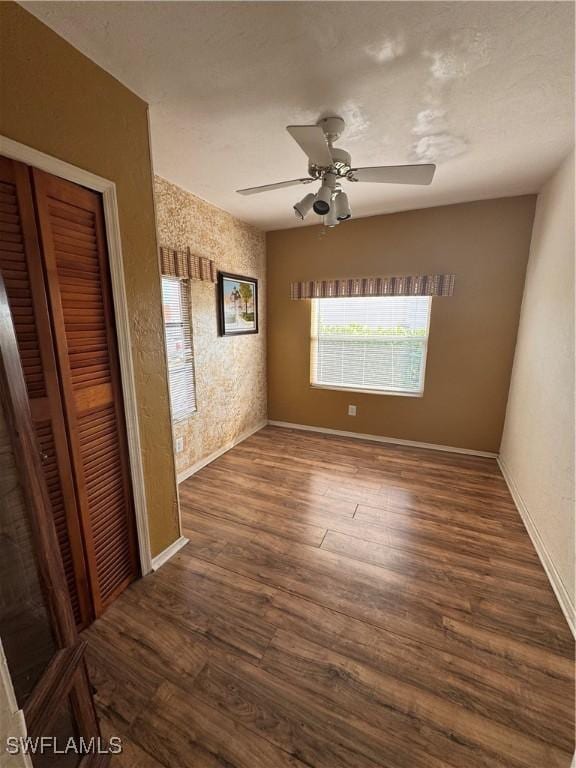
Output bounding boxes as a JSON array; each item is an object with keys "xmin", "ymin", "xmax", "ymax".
[{"xmin": 236, "ymin": 116, "xmax": 436, "ymax": 227}]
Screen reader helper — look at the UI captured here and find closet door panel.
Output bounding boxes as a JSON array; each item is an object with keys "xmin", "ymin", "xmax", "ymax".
[
  {"xmin": 0, "ymin": 156, "xmax": 91, "ymax": 628},
  {"xmin": 32, "ymin": 169, "xmax": 138, "ymax": 615}
]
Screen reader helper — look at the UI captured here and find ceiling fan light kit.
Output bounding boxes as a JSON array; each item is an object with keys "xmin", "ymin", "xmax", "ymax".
[
  {"xmin": 293, "ymin": 192, "xmax": 316, "ymax": 220},
  {"xmin": 236, "ymin": 115, "xmax": 436, "ymax": 228},
  {"xmin": 334, "ymin": 190, "xmax": 351, "ymax": 221},
  {"xmin": 313, "ymin": 172, "xmax": 336, "ymax": 215},
  {"xmin": 324, "ymin": 203, "xmax": 339, "ymax": 228}
]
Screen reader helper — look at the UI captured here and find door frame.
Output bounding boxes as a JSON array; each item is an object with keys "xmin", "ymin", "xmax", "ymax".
[{"xmin": 0, "ymin": 135, "xmax": 153, "ymax": 575}]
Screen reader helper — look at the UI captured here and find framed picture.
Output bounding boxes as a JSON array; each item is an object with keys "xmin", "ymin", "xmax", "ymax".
[{"xmin": 218, "ymin": 272, "xmax": 259, "ymax": 336}]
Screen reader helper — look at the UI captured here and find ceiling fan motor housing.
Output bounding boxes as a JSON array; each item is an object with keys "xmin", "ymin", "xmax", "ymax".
[
  {"xmin": 309, "ymin": 148, "xmax": 352, "ymax": 179},
  {"xmin": 330, "ymin": 148, "xmax": 352, "ymax": 174},
  {"xmin": 307, "ymin": 117, "xmax": 351, "ymax": 178}
]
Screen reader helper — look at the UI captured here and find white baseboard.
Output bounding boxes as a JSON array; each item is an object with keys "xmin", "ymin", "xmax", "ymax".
[
  {"xmin": 267, "ymin": 420, "xmax": 497, "ymax": 458},
  {"xmin": 151, "ymin": 536, "xmax": 189, "ymax": 571},
  {"xmin": 498, "ymin": 456, "xmax": 575, "ymax": 638},
  {"xmin": 177, "ymin": 420, "xmax": 267, "ymax": 484}
]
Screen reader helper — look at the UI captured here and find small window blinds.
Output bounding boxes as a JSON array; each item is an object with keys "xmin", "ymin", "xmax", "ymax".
[
  {"xmin": 161, "ymin": 276, "xmax": 197, "ymax": 420},
  {"xmin": 311, "ymin": 296, "xmax": 432, "ymax": 395}
]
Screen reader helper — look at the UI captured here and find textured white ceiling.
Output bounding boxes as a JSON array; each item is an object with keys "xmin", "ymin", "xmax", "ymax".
[{"xmin": 23, "ymin": 1, "xmax": 574, "ymax": 231}]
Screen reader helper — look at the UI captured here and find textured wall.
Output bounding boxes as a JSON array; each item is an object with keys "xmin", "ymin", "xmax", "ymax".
[
  {"xmin": 267, "ymin": 196, "xmax": 536, "ymax": 453},
  {"xmin": 0, "ymin": 3, "xmax": 179, "ymax": 557},
  {"xmin": 154, "ymin": 177, "xmax": 266, "ymax": 475},
  {"xmin": 500, "ymin": 152, "xmax": 575, "ymax": 615}
]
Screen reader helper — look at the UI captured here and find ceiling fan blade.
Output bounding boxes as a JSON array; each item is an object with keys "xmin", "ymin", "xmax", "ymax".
[
  {"xmin": 349, "ymin": 164, "xmax": 436, "ymax": 185},
  {"xmin": 286, "ymin": 125, "xmax": 333, "ymax": 167},
  {"xmin": 236, "ymin": 178, "xmax": 312, "ymax": 196}
]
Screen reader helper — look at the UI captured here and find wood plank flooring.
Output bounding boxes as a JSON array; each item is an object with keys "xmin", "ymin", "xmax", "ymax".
[{"xmin": 83, "ymin": 426, "xmax": 575, "ymax": 768}]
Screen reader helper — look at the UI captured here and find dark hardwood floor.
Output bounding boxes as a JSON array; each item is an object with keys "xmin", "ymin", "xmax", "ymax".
[{"xmin": 84, "ymin": 425, "xmax": 575, "ymax": 768}]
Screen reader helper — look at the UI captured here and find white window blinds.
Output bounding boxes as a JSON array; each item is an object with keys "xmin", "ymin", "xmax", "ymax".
[
  {"xmin": 311, "ymin": 296, "xmax": 431, "ymax": 395},
  {"xmin": 162, "ymin": 276, "xmax": 197, "ymax": 420}
]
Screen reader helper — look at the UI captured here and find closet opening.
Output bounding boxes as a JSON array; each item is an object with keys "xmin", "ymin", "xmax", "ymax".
[{"xmin": 1, "ymin": 153, "xmax": 141, "ymax": 627}]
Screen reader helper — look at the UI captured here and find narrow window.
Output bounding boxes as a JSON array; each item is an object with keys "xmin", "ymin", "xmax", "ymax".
[
  {"xmin": 310, "ymin": 296, "xmax": 432, "ymax": 396},
  {"xmin": 161, "ymin": 276, "xmax": 197, "ymax": 420}
]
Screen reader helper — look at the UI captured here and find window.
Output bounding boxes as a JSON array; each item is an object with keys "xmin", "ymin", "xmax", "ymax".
[
  {"xmin": 310, "ymin": 296, "xmax": 432, "ymax": 396},
  {"xmin": 162, "ymin": 276, "xmax": 197, "ymax": 420}
]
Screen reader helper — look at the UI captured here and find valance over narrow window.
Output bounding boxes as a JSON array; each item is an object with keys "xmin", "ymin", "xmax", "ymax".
[
  {"xmin": 159, "ymin": 246, "xmax": 217, "ymax": 283},
  {"xmin": 290, "ymin": 273, "xmax": 455, "ymax": 299}
]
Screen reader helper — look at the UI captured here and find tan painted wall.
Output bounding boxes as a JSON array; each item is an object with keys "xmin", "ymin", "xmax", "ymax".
[
  {"xmin": 267, "ymin": 196, "xmax": 536, "ymax": 453},
  {"xmin": 500, "ymin": 152, "xmax": 575, "ymax": 615},
  {"xmin": 154, "ymin": 177, "xmax": 267, "ymax": 476},
  {"xmin": 0, "ymin": 3, "xmax": 179, "ymax": 556}
]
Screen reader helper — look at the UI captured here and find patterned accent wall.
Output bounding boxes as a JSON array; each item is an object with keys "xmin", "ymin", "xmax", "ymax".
[{"xmin": 154, "ymin": 176, "xmax": 267, "ymax": 477}]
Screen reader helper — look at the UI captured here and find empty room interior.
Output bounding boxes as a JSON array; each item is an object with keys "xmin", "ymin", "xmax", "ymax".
[{"xmin": 0, "ymin": 1, "xmax": 575, "ymax": 766}]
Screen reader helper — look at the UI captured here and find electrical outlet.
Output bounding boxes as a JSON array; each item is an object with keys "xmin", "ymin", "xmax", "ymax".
[
  {"xmin": 175, "ymin": 437, "xmax": 184, "ymax": 453},
  {"xmin": 348, "ymin": 404, "xmax": 357, "ymax": 416}
]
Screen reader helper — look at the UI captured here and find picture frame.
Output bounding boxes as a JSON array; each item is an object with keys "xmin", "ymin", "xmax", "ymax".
[{"xmin": 217, "ymin": 271, "xmax": 259, "ymax": 336}]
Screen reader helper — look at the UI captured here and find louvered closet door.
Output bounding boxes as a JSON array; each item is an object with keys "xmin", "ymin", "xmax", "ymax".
[
  {"xmin": 31, "ymin": 168, "xmax": 139, "ymax": 616},
  {"xmin": 0, "ymin": 156, "xmax": 92, "ymax": 628}
]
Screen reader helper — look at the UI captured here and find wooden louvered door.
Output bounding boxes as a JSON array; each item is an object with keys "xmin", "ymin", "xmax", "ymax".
[
  {"xmin": 0, "ymin": 156, "xmax": 92, "ymax": 628},
  {"xmin": 1, "ymin": 271, "xmax": 105, "ymax": 766},
  {"xmin": 31, "ymin": 168, "xmax": 139, "ymax": 616}
]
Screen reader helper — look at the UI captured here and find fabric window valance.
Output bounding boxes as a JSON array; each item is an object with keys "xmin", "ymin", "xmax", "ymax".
[
  {"xmin": 159, "ymin": 246, "xmax": 217, "ymax": 283},
  {"xmin": 290, "ymin": 273, "xmax": 455, "ymax": 299}
]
